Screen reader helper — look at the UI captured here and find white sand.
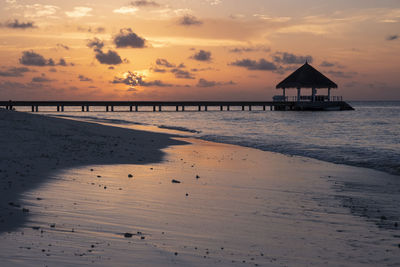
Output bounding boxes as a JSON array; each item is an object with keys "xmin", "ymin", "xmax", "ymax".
[{"xmin": 1, "ymin": 109, "xmax": 399, "ymax": 266}]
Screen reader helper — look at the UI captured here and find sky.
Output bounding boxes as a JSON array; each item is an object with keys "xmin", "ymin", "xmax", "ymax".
[{"xmin": 0, "ymin": 0, "xmax": 399, "ymax": 101}]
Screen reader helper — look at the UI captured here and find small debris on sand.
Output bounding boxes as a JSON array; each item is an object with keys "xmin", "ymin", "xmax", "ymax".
[
  {"xmin": 174, "ymin": 252, "xmax": 178, "ymax": 256},
  {"xmin": 8, "ymin": 202, "xmax": 20, "ymax": 208},
  {"xmin": 22, "ymin": 208, "xmax": 29, "ymax": 213},
  {"xmin": 185, "ymin": 193, "xmax": 189, "ymax": 196},
  {"xmin": 50, "ymin": 223, "xmax": 56, "ymax": 228},
  {"xmin": 141, "ymin": 236, "xmax": 145, "ymax": 240},
  {"xmin": 128, "ymin": 174, "xmax": 133, "ymax": 178},
  {"xmin": 97, "ymin": 175, "xmax": 101, "ymax": 178},
  {"xmin": 124, "ymin": 233, "xmax": 133, "ymax": 238},
  {"xmin": 171, "ymin": 179, "xmax": 181, "ymax": 184},
  {"xmin": 196, "ymin": 175, "xmax": 200, "ymax": 179}
]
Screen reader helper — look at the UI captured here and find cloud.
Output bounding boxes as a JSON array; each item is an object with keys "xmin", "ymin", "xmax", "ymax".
[
  {"xmin": 66, "ymin": 7, "xmax": 93, "ymax": 18},
  {"xmin": 87, "ymin": 38, "xmax": 104, "ymax": 50},
  {"xmin": 152, "ymin": 58, "xmax": 193, "ymax": 78},
  {"xmin": 205, "ymin": 0, "xmax": 222, "ymax": 5},
  {"xmin": 197, "ymin": 78, "xmax": 235, "ymax": 87},
  {"xmin": 87, "ymin": 38, "xmax": 123, "ymax": 65},
  {"xmin": 113, "ymin": 28, "xmax": 146, "ymax": 48},
  {"xmin": 190, "ymin": 67, "xmax": 213, "ymax": 72},
  {"xmin": 56, "ymin": 43, "xmax": 70, "ymax": 50},
  {"xmin": 130, "ymin": 1, "xmax": 160, "ymax": 7},
  {"xmin": 0, "ymin": 67, "xmax": 30, "ymax": 77},
  {"xmin": 152, "ymin": 68, "xmax": 167, "ymax": 73},
  {"xmin": 326, "ymin": 70, "xmax": 357, "ymax": 79},
  {"xmin": 320, "ymin": 61, "xmax": 335, "ymax": 67},
  {"xmin": 386, "ymin": 35, "xmax": 399, "ymax": 41},
  {"xmin": 171, "ymin": 68, "xmax": 195, "ymax": 79},
  {"xmin": 156, "ymin": 58, "xmax": 175, "ymax": 68},
  {"xmin": 78, "ymin": 75, "xmax": 93, "ymax": 82},
  {"xmin": 2, "ymin": 19, "xmax": 36, "ymax": 29},
  {"xmin": 78, "ymin": 26, "xmax": 105, "ymax": 33},
  {"xmin": 111, "ymin": 71, "xmax": 172, "ymax": 87},
  {"xmin": 144, "ymin": 80, "xmax": 173, "ymax": 87},
  {"xmin": 273, "ymin": 52, "xmax": 313, "ymax": 64},
  {"xmin": 58, "ymin": 58, "xmax": 67, "ymax": 66},
  {"xmin": 179, "ymin": 15, "xmax": 203, "ymax": 26},
  {"xmin": 113, "ymin": 7, "xmax": 138, "ymax": 14},
  {"xmin": 95, "ymin": 50, "xmax": 123, "ymax": 65},
  {"xmin": 230, "ymin": 58, "xmax": 278, "ymax": 71},
  {"xmin": 32, "ymin": 74, "xmax": 53, "ymax": 83},
  {"xmin": 229, "ymin": 46, "xmax": 270, "ymax": 53},
  {"xmin": 253, "ymin": 14, "xmax": 291, "ymax": 23},
  {"xmin": 155, "ymin": 59, "xmax": 186, "ymax": 69},
  {"xmin": 191, "ymin": 50, "xmax": 212, "ymax": 61},
  {"xmin": 23, "ymin": 4, "xmax": 60, "ymax": 18},
  {"xmin": 19, "ymin": 51, "xmax": 69, "ymax": 67}
]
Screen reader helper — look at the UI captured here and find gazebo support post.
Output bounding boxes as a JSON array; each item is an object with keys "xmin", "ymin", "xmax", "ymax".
[
  {"xmin": 328, "ymin": 88, "xmax": 331, "ymax": 101},
  {"xmin": 312, "ymin": 88, "xmax": 316, "ymax": 102},
  {"xmin": 282, "ymin": 88, "xmax": 286, "ymax": 101},
  {"xmin": 297, "ymin": 87, "xmax": 301, "ymax": 102}
]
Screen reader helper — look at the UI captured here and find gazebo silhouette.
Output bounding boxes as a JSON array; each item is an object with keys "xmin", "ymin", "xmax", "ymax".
[{"xmin": 276, "ymin": 62, "xmax": 338, "ymax": 102}]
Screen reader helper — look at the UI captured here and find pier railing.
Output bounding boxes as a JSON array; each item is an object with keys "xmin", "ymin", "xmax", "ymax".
[{"xmin": 276, "ymin": 96, "xmax": 343, "ymax": 102}]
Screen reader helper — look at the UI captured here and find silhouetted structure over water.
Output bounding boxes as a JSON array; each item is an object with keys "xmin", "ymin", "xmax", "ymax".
[
  {"xmin": 1, "ymin": 62, "xmax": 353, "ymax": 112},
  {"xmin": 275, "ymin": 62, "xmax": 353, "ymax": 110}
]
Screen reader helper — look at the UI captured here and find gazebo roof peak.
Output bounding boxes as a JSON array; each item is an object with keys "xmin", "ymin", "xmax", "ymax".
[{"xmin": 276, "ymin": 62, "xmax": 338, "ymax": 89}]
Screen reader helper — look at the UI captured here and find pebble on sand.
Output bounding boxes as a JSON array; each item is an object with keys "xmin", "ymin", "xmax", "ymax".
[
  {"xmin": 124, "ymin": 233, "xmax": 133, "ymax": 238},
  {"xmin": 171, "ymin": 179, "xmax": 181, "ymax": 184},
  {"xmin": 196, "ymin": 175, "xmax": 200, "ymax": 179},
  {"xmin": 128, "ymin": 174, "xmax": 133, "ymax": 178}
]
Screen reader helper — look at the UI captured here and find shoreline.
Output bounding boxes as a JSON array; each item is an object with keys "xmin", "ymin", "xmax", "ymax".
[
  {"xmin": 0, "ymin": 109, "xmax": 186, "ymax": 233},
  {"xmin": 1, "ymin": 109, "xmax": 400, "ymax": 266},
  {"xmin": 44, "ymin": 110, "xmax": 400, "ymax": 177}
]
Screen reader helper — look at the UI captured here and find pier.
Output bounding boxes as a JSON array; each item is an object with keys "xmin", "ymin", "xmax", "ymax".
[{"xmin": 1, "ymin": 100, "xmax": 353, "ymax": 112}]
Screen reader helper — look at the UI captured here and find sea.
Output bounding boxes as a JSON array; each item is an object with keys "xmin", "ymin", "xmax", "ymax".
[{"xmin": 25, "ymin": 101, "xmax": 400, "ymax": 177}]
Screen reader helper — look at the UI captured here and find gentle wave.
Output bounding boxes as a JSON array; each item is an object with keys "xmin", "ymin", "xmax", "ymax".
[
  {"xmin": 39, "ymin": 101, "xmax": 400, "ymax": 177},
  {"xmin": 158, "ymin": 125, "xmax": 201, "ymax": 133}
]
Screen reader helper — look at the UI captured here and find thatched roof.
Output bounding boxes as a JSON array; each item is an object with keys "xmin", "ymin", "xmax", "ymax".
[{"xmin": 276, "ymin": 62, "xmax": 338, "ymax": 89}]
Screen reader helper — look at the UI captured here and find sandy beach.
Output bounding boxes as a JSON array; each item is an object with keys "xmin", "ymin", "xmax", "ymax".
[{"xmin": 1, "ymin": 109, "xmax": 400, "ymax": 266}]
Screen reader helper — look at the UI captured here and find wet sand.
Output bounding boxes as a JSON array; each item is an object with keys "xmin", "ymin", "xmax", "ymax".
[{"xmin": 1, "ymin": 109, "xmax": 400, "ymax": 266}]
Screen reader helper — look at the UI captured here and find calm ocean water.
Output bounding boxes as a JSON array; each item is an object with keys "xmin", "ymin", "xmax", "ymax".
[{"xmin": 33, "ymin": 101, "xmax": 400, "ymax": 176}]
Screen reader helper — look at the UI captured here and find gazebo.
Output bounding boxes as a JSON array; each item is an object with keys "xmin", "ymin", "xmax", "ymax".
[{"xmin": 275, "ymin": 62, "xmax": 338, "ymax": 102}]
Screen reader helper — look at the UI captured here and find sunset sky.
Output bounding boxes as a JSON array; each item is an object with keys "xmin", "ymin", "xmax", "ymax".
[{"xmin": 0, "ymin": 0, "xmax": 399, "ymax": 101}]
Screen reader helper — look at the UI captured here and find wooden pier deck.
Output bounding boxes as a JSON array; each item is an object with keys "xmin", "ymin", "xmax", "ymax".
[{"xmin": 0, "ymin": 100, "xmax": 354, "ymax": 112}]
